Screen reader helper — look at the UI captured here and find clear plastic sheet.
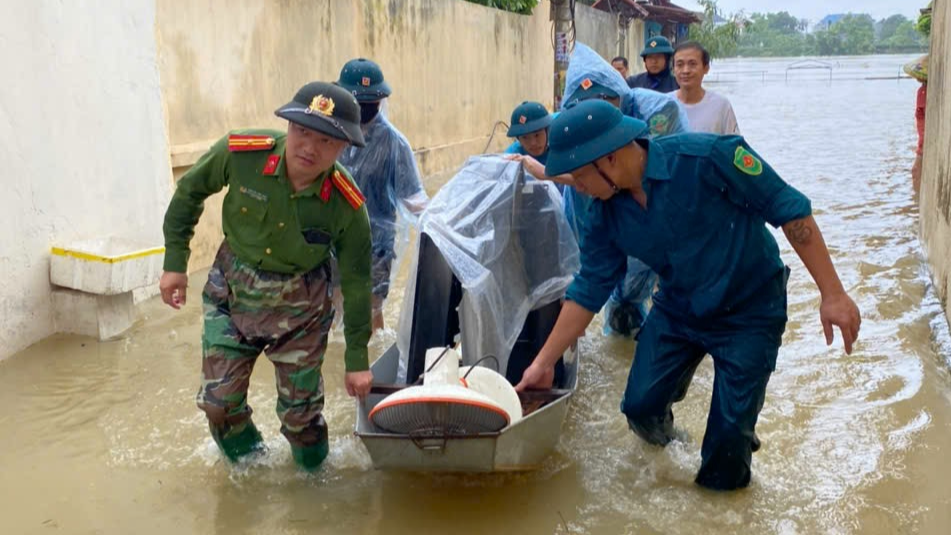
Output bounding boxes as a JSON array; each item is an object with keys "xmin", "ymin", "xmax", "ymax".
[
  {"xmin": 336, "ymin": 110, "xmax": 428, "ymax": 316},
  {"xmin": 396, "ymin": 155, "xmax": 580, "ymax": 381}
]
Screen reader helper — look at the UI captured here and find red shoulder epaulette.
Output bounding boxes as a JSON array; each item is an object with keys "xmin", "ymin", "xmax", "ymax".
[
  {"xmin": 228, "ymin": 134, "xmax": 275, "ymax": 152},
  {"xmin": 331, "ymin": 170, "xmax": 366, "ymax": 210}
]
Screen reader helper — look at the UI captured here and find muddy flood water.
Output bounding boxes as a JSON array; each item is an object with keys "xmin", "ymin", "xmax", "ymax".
[{"xmin": 1, "ymin": 55, "xmax": 950, "ymax": 534}]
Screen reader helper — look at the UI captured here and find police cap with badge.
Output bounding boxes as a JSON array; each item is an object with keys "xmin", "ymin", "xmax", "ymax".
[{"xmin": 275, "ymin": 81, "xmax": 366, "ymax": 147}]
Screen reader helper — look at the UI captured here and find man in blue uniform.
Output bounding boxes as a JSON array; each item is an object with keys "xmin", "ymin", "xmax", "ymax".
[
  {"xmin": 516, "ymin": 100, "xmax": 861, "ymax": 490},
  {"xmin": 504, "ymin": 101, "xmax": 559, "ymax": 193},
  {"xmin": 627, "ymin": 36, "xmax": 679, "ymax": 93},
  {"xmin": 511, "ymin": 44, "xmax": 689, "ymax": 338},
  {"xmin": 335, "ymin": 58, "xmax": 429, "ymax": 332},
  {"xmin": 505, "ymin": 101, "xmax": 552, "ymax": 163}
]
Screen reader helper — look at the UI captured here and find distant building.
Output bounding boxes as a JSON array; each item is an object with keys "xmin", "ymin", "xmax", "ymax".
[
  {"xmin": 815, "ymin": 14, "xmax": 846, "ymax": 31},
  {"xmin": 591, "ymin": 0, "xmax": 701, "ymax": 43}
]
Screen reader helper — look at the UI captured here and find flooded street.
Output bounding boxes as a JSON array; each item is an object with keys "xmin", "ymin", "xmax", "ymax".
[{"xmin": 2, "ymin": 55, "xmax": 950, "ymax": 534}]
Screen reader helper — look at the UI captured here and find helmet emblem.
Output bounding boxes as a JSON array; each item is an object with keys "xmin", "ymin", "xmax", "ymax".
[{"xmin": 308, "ymin": 95, "xmax": 335, "ymax": 116}]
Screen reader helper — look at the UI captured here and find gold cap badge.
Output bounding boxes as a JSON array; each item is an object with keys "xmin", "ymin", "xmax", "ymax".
[
  {"xmin": 308, "ymin": 95, "xmax": 335, "ymax": 116},
  {"xmin": 650, "ymin": 41, "xmax": 657, "ymax": 47}
]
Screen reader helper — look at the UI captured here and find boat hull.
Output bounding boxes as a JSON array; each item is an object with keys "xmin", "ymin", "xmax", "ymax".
[{"xmin": 355, "ymin": 344, "xmax": 577, "ymax": 472}]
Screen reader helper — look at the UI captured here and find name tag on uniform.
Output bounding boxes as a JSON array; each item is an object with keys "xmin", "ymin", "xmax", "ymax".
[{"xmin": 239, "ymin": 186, "xmax": 268, "ymax": 202}]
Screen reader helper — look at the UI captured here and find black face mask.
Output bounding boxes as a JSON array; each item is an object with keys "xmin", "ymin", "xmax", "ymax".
[{"xmin": 360, "ymin": 102, "xmax": 381, "ymax": 124}]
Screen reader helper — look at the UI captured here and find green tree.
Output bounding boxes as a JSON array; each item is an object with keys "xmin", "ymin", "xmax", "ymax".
[
  {"xmin": 814, "ymin": 14, "xmax": 875, "ymax": 56},
  {"xmin": 463, "ymin": 0, "xmax": 540, "ymax": 15},
  {"xmin": 813, "ymin": 28, "xmax": 842, "ymax": 55},
  {"xmin": 877, "ymin": 14, "xmax": 908, "ymax": 42},
  {"xmin": 883, "ymin": 20, "xmax": 924, "ymax": 50},
  {"xmin": 688, "ymin": 0, "xmax": 741, "ymax": 58},
  {"xmin": 736, "ymin": 11, "xmax": 813, "ymax": 57},
  {"xmin": 839, "ymin": 14, "xmax": 876, "ymax": 54},
  {"xmin": 767, "ymin": 11, "xmax": 800, "ymax": 34}
]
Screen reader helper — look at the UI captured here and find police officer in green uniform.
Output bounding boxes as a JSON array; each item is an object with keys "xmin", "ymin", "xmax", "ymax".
[
  {"xmin": 517, "ymin": 100, "xmax": 861, "ymax": 490},
  {"xmin": 159, "ymin": 81, "xmax": 374, "ymax": 471}
]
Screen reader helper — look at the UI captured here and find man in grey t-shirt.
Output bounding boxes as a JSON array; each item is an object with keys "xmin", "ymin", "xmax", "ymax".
[{"xmin": 673, "ymin": 41, "xmax": 740, "ymax": 135}]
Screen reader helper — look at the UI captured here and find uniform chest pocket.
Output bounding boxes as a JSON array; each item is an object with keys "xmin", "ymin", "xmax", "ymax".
[
  {"xmin": 231, "ymin": 186, "xmax": 269, "ymax": 221},
  {"xmin": 225, "ymin": 188, "xmax": 270, "ymax": 243}
]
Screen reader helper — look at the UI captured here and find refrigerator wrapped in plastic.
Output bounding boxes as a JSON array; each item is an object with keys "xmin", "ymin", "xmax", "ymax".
[{"xmin": 396, "ymin": 155, "xmax": 580, "ymax": 384}]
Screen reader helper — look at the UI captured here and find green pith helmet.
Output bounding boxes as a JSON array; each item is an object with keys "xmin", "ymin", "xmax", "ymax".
[
  {"xmin": 274, "ymin": 81, "xmax": 366, "ymax": 147},
  {"xmin": 545, "ymin": 99, "xmax": 648, "ymax": 176},
  {"xmin": 641, "ymin": 35, "xmax": 674, "ymax": 57},
  {"xmin": 564, "ymin": 78, "xmax": 620, "ymax": 109},
  {"xmin": 507, "ymin": 101, "xmax": 552, "ymax": 137},
  {"xmin": 336, "ymin": 58, "xmax": 392, "ymax": 103}
]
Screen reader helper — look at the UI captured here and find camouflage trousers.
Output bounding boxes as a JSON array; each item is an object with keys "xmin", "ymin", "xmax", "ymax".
[{"xmin": 197, "ymin": 242, "xmax": 333, "ymax": 449}]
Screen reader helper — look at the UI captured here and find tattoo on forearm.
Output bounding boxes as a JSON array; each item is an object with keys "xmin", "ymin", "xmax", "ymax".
[{"xmin": 785, "ymin": 219, "xmax": 813, "ymax": 245}]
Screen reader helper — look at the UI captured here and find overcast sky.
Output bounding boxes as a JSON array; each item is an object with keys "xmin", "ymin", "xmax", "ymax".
[{"xmin": 675, "ymin": 0, "xmax": 923, "ymax": 24}]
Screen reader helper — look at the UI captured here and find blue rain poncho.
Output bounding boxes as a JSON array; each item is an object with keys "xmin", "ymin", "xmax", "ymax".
[
  {"xmin": 562, "ymin": 43, "xmax": 690, "ymax": 336},
  {"xmin": 564, "ymin": 43, "xmax": 689, "ymax": 137}
]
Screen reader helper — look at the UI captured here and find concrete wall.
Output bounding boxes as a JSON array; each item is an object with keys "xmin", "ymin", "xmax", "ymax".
[
  {"xmin": 574, "ymin": 4, "xmax": 646, "ymax": 73},
  {"xmin": 0, "ymin": 0, "xmax": 171, "ymax": 359},
  {"xmin": 920, "ymin": 0, "xmax": 951, "ymax": 320},
  {"xmin": 157, "ymin": 0, "xmax": 555, "ymax": 271}
]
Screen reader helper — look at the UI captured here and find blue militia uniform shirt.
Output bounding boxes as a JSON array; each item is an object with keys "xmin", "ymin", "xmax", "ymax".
[{"xmin": 566, "ymin": 133, "xmax": 812, "ymax": 328}]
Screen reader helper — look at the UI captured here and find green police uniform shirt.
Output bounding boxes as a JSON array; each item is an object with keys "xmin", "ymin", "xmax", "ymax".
[{"xmin": 162, "ymin": 129, "xmax": 373, "ymax": 371}]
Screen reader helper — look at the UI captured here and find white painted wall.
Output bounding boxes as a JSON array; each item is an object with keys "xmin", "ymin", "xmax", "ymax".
[{"xmin": 0, "ymin": 0, "xmax": 172, "ymax": 359}]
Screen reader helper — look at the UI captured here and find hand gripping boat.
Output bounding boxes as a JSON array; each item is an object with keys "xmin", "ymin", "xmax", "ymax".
[{"xmin": 355, "ymin": 156, "xmax": 581, "ymax": 472}]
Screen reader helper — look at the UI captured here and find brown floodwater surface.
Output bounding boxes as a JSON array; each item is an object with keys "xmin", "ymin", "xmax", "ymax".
[{"xmin": 1, "ymin": 55, "xmax": 949, "ymax": 534}]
